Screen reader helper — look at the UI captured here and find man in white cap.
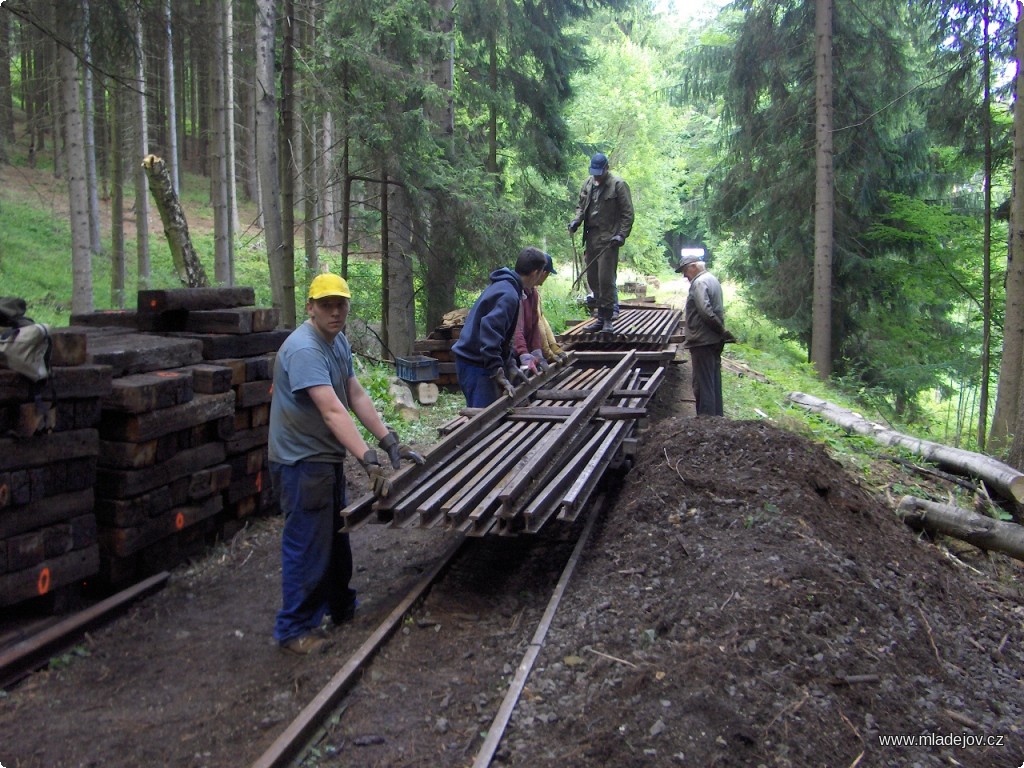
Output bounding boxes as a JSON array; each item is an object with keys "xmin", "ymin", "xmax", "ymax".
[
  {"xmin": 269, "ymin": 272, "xmax": 424, "ymax": 655},
  {"xmin": 568, "ymin": 152, "xmax": 634, "ymax": 333},
  {"xmin": 676, "ymin": 254, "xmax": 734, "ymax": 416}
]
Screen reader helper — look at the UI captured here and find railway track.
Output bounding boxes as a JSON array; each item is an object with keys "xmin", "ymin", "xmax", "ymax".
[{"xmin": 251, "ymin": 489, "xmax": 612, "ymax": 768}]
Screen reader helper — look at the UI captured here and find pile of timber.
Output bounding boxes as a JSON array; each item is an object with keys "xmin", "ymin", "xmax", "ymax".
[
  {"xmin": 0, "ymin": 329, "xmax": 113, "ymax": 607},
  {"xmin": 70, "ymin": 287, "xmax": 285, "ymax": 587},
  {"xmin": 340, "ymin": 350, "xmax": 665, "ymax": 537},
  {"xmin": 411, "ymin": 322, "xmax": 461, "ymax": 388},
  {"xmin": 559, "ymin": 304, "xmax": 683, "ymax": 351}
]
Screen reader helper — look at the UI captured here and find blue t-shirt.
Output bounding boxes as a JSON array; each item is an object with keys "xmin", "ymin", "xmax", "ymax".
[{"xmin": 268, "ymin": 321, "xmax": 354, "ymax": 466}]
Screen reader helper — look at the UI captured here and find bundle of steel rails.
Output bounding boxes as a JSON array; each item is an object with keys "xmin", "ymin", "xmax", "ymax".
[
  {"xmin": 559, "ymin": 304, "xmax": 683, "ymax": 350},
  {"xmin": 340, "ymin": 350, "xmax": 666, "ymax": 537}
]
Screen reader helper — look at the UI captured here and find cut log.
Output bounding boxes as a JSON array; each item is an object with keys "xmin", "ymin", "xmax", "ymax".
[
  {"xmin": 787, "ymin": 391, "xmax": 1024, "ymax": 503},
  {"xmin": 896, "ymin": 495, "xmax": 1024, "ymax": 563}
]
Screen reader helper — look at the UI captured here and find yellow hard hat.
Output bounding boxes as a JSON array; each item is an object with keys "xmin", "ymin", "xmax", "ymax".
[{"xmin": 308, "ymin": 273, "xmax": 351, "ymax": 300}]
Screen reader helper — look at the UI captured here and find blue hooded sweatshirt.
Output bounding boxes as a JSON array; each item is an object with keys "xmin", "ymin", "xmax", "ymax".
[{"xmin": 452, "ymin": 267, "xmax": 525, "ymax": 373}]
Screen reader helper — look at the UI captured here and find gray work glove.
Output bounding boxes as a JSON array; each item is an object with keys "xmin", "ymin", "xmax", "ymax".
[
  {"xmin": 722, "ymin": 329, "xmax": 738, "ymax": 344},
  {"xmin": 610, "ymin": 234, "xmax": 625, "ymax": 246},
  {"xmin": 568, "ymin": 219, "xmax": 580, "ymax": 234},
  {"xmin": 378, "ymin": 429, "xmax": 426, "ymax": 469},
  {"xmin": 491, "ymin": 367, "xmax": 515, "ymax": 399},
  {"xmin": 359, "ymin": 449, "xmax": 391, "ymax": 498},
  {"xmin": 555, "ymin": 351, "xmax": 570, "ymax": 365},
  {"xmin": 519, "ymin": 353, "xmax": 538, "ymax": 376},
  {"xmin": 507, "ymin": 364, "xmax": 530, "ymax": 387},
  {"xmin": 531, "ymin": 349, "xmax": 550, "ymax": 372}
]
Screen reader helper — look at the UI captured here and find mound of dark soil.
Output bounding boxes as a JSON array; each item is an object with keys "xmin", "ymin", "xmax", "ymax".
[{"xmin": 503, "ymin": 413, "xmax": 1024, "ymax": 767}]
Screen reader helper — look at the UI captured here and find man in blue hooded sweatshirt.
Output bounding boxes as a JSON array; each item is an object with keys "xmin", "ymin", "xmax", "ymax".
[{"xmin": 453, "ymin": 246, "xmax": 550, "ymax": 407}]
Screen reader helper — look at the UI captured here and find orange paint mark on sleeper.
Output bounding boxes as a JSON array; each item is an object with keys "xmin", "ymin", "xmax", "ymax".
[
  {"xmin": 175, "ymin": 512, "xmax": 185, "ymax": 530},
  {"xmin": 37, "ymin": 567, "xmax": 51, "ymax": 595}
]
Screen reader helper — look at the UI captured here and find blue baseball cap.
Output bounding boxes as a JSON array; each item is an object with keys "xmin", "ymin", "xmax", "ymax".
[
  {"xmin": 544, "ymin": 253, "xmax": 556, "ymax": 275},
  {"xmin": 589, "ymin": 152, "xmax": 608, "ymax": 176}
]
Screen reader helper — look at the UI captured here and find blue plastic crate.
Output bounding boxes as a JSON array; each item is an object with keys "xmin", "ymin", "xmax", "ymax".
[{"xmin": 395, "ymin": 355, "xmax": 439, "ymax": 383}]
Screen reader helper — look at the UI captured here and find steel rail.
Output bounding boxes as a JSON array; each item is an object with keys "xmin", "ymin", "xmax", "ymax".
[
  {"xmin": 248, "ymin": 534, "xmax": 468, "ymax": 768},
  {"xmin": 471, "ymin": 491, "xmax": 607, "ymax": 768}
]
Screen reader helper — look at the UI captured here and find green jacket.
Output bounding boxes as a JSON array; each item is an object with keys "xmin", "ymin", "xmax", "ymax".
[{"xmin": 574, "ymin": 173, "xmax": 634, "ymax": 248}]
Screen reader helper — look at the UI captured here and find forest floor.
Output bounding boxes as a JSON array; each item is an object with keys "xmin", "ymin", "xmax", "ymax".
[{"xmin": 1, "ymin": 361, "xmax": 1024, "ymax": 768}]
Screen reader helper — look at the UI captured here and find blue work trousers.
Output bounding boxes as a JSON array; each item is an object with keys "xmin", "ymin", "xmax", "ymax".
[
  {"xmin": 456, "ymin": 358, "xmax": 500, "ymax": 408},
  {"xmin": 272, "ymin": 460, "xmax": 356, "ymax": 644}
]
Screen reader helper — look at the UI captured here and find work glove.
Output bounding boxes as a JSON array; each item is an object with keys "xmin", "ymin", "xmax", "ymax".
[
  {"xmin": 507, "ymin": 364, "xmax": 530, "ymax": 387},
  {"xmin": 378, "ymin": 429, "xmax": 426, "ymax": 469},
  {"xmin": 519, "ymin": 353, "xmax": 538, "ymax": 376},
  {"xmin": 531, "ymin": 349, "xmax": 550, "ymax": 373},
  {"xmin": 610, "ymin": 234, "xmax": 625, "ymax": 246},
  {"xmin": 568, "ymin": 219, "xmax": 580, "ymax": 234},
  {"xmin": 555, "ymin": 351, "xmax": 570, "ymax": 365},
  {"xmin": 359, "ymin": 449, "xmax": 391, "ymax": 498},
  {"xmin": 491, "ymin": 367, "xmax": 516, "ymax": 399},
  {"xmin": 722, "ymin": 329, "xmax": 738, "ymax": 344}
]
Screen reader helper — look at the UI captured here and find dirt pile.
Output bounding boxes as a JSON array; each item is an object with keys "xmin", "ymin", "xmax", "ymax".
[{"xmin": 503, "ymin": 414, "xmax": 1024, "ymax": 767}]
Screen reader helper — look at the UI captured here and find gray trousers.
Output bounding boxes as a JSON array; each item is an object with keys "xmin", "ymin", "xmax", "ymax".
[{"xmin": 585, "ymin": 241, "xmax": 619, "ymax": 320}]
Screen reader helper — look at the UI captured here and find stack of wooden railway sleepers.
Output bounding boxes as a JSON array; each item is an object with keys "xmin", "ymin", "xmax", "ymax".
[
  {"xmin": 69, "ymin": 287, "xmax": 286, "ymax": 585},
  {"xmin": 409, "ymin": 310, "xmax": 470, "ymax": 389},
  {"xmin": 558, "ymin": 302, "xmax": 683, "ymax": 351},
  {"xmin": 340, "ymin": 349, "xmax": 666, "ymax": 536},
  {"xmin": 0, "ymin": 328, "xmax": 113, "ymax": 608}
]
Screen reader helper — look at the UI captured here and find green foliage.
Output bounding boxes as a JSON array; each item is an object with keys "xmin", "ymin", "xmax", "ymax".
[
  {"xmin": 562, "ymin": 16, "xmax": 691, "ymax": 274},
  {"xmin": 48, "ymin": 644, "xmax": 91, "ymax": 672}
]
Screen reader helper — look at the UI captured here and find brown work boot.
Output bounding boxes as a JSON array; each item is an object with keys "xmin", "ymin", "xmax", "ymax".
[{"xmin": 280, "ymin": 632, "xmax": 332, "ymax": 656}]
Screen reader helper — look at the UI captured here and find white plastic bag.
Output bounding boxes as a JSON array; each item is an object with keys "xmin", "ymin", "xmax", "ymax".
[{"xmin": 0, "ymin": 323, "xmax": 53, "ymax": 382}]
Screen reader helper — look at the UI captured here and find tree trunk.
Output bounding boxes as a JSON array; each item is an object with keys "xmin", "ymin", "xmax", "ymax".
[
  {"xmin": 387, "ymin": 182, "xmax": 417, "ymax": 358},
  {"xmin": 0, "ymin": 8, "xmax": 12, "ymax": 156},
  {"xmin": 420, "ymin": 0, "xmax": 458, "ymax": 334},
  {"xmin": 897, "ymin": 495, "xmax": 1024, "ymax": 563},
  {"xmin": 322, "ymin": 111, "xmax": 340, "ymax": 248},
  {"xmin": 788, "ymin": 391, "xmax": 1024, "ymax": 503},
  {"xmin": 299, "ymin": 0, "xmax": 318, "ymax": 271},
  {"xmin": 143, "ymin": 155, "xmax": 210, "ymax": 288},
  {"xmin": 163, "ymin": 0, "xmax": 180, "ymax": 194},
  {"xmin": 58, "ymin": 5, "xmax": 93, "ymax": 315},
  {"xmin": 224, "ymin": 0, "xmax": 239, "ymax": 233},
  {"xmin": 810, "ymin": 0, "xmax": 833, "ymax": 380},
  {"xmin": 80, "ymin": 0, "xmax": 101, "ymax": 256},
  {"xmin": 255, "ymin": 0, "xmax": 293, "ymax": 327},
  {"xmin": 280, "ymin": 0, "xmax": 297, "ymax": 289},
  {"xmin": 978, "ymin": 0, "xmax": 992, "ymax": 450},
  {"xmin": 110, "ymin": 86, "xmax": 126, "ymax": 309},
  {"xmin": 133, "ymin": 4, "xmax": 151, "ymax": 289},
  {"xmin": 211, "ymin": 0, "xmax": 232, "ymax": 284},
  {"xmin": 990, "ymin": 1, "xmax": 1024, "ymax": 452}
]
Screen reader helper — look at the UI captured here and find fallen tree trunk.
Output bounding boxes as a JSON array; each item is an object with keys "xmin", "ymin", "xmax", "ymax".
[
  {"xmin": 896, "ymin": 495, "xmax": 1024, "ymax": 563},
  {"xmin": 788, "ymin": 392, "xmax": 1024, "ymax": 504},
  {"xmin": 142, "ymin": 154, "xmax": 209, "ymax": 287}
]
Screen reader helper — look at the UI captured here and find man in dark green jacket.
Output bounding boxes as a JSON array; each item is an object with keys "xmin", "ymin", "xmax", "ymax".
[{"xmin": 568, "ymin": 153, "xmax": 634, "ymax": 333}]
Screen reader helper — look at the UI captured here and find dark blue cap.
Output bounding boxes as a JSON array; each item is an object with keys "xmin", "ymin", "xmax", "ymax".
[
  {"xmin": 544, "ymin": 253, "xmax": 556, "ymax": 274},
  {"xmin": 589, "ymin": 152, "xmax": 608, "ymax": 176}
]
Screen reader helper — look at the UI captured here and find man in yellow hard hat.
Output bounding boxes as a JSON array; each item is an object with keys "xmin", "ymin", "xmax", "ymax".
[{"xmin": 269, "ymin": 273, "xmax": 423, "ymax": 655}]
